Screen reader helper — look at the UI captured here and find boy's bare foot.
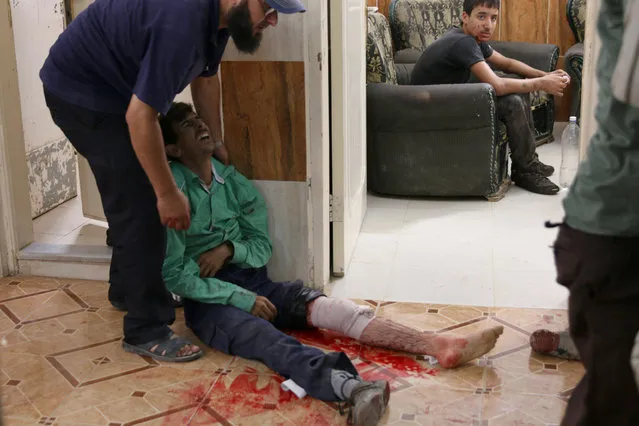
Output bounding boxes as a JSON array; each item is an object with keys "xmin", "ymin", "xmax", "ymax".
[{"xmin": 433, "ymin": 325, "xmax": 504, "ymax": 368}]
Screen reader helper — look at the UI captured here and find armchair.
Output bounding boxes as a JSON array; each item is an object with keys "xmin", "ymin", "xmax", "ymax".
[{"xmin": 366, "ymin": 11, "xmax": 510, "ymax": 200}]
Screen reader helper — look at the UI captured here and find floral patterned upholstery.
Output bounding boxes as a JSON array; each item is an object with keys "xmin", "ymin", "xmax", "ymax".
[
  {"xmin": 389, "ymin": 0, "xmax": 464, "ymax": 52},
  {"xmin": 530, "ymin": 88, "xmax": 551, "ymax": 107},
  {"xmin": 566, "ymin": 0, "xmax": 586, "ymax": 119},
  {"xmin": 567, "ymin": 0, "xmax": 587, "ymax": 43},
  {"xmin": 367, "ymin": 11, "xmax": 398, "ymax": 84}
]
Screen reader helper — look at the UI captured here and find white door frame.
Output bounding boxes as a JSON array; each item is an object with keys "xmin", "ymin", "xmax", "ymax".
[
  {"xmin": 329, "ymin": 0, "xmax": 368, "ymax": 277},
  {"xmin": 0, "ymin": 0, "xmax": 34, "ymax": 276},
  {"xmin": 579, "ymin": 0, "xmax": 602, "ymax": 157},
  {"xmin": 304, "ymin": 0, "xmax": 331, "ymax": 287}
]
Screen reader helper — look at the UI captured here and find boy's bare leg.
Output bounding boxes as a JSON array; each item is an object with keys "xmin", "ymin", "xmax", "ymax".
[
  {"xmin": 358, "ymin": 317, "xmax": 503, "ymax": 369},
  {"xmin": 307, "ymin": 297, "xmax": 504, "ymax": 369}
]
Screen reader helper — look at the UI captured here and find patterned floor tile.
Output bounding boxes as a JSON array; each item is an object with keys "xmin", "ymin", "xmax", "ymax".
[
  {"xmin": 492, "ymin": 307, "xmax": 569, "ymax": 335},
  {"xmin": 1, "ymin": 384, "xmax": 42, "ymax": 421},
  {"xmin": 50, "ymin": 406, "xmax": 109, "ymax": 425},
  {"xmin": 0, "ymin": 276, "xmax": 584, "ymax": 426},
  {"xmin": 381, "ymin": 383, "xmax": 482, "ymax": 425},
  {"xmin": 376, "ymin": 303, "xmax": 458, "ymax": 332},
  {"xmin": 486, "ymin": 350, "xmax": 583, "ymax": 396}
]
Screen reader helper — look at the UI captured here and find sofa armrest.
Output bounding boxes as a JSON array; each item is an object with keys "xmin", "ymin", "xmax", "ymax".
[
  {"xmin": 565, "ymin": 42, "xmax": 584, "ymax": 62},
  {"xmin": 490, "ymin": 41, "xmax": 560, "ymax": 72},
  {"xmin": 366, "ymin": 83, "xmax": 506, "ymax": 198},
  {"xmin": 367, "ymin": 82, "xmax": 496, "ymax": 132}
]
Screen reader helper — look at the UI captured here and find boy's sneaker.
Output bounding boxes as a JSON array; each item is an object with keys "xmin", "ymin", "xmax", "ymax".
[
  {"xmin": 343, "ymin": 380, "xmax": 390, "ymax": 426},
  {"xmin": 530, "ymin": 160, "xmax": 555, "ymax": 177},
  {"xmin": 512, "ymin": 171, "xmax": 560, "ymax": 195}
]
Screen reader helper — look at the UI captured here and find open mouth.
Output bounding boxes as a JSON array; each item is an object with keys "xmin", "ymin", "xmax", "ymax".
[{"xmin": 198, "ymin": 132, "xmax": 211, "ymax": 141}]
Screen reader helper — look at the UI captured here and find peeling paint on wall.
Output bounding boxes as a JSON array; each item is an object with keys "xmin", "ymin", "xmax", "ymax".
[
  {"xmin": 27, "ymin": 138, "xmax": 77, "ymax": 218},
  {"xmin": 10, "ymin": 0, "xmax": 77, "ymax": 219}
]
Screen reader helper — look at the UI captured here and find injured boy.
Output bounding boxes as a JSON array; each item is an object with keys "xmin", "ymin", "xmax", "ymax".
[{"xmin": 158, "ymin": 102, "xmax": 505, "ymax": 425}]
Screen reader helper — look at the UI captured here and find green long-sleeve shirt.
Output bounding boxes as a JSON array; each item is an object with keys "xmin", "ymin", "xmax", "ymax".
[{"xmin": 162, "ymin": 159, "xmax": 273, "ymax": 312}]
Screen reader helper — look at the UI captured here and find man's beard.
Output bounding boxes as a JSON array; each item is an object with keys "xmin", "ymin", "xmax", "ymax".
[{"xmin": 227, "ymin": 1, "xmax": 263, "ymax": 54}]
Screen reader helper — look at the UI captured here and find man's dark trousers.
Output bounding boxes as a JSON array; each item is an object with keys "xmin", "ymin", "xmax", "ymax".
[
  {"xmin": 184, "ymin": 266, "xmax": 358, "ymax": 402},
  {"xmin": 554, "ymin": 224, "xmax": 639, "ymax": 425},
  {"xmin": 44, "ymin": 89, "xmax": 174, "ymax": 345},
  {"xmin": 495, "ymin": 93, "xmax": 538, "ymax": 172}
]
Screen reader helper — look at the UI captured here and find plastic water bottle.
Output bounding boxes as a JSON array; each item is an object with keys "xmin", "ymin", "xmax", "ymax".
[{"xmin": 559, "ymin": 116, "xmax": 580, "ymax": 189}]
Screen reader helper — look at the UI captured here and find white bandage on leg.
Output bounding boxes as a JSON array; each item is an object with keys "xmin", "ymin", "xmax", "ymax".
[{"xmin": 309, "ymin": 297, "xmax": 375, "ymax": 340}]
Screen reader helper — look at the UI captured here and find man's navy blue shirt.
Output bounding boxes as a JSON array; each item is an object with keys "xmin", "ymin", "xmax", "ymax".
[{"xmin": 40, "ymin": 0, "xmax": 229, "ymax": 115}]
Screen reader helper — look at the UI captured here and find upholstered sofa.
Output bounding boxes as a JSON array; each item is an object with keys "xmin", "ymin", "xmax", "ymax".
[
  {"xmin": 366, "ymin": 11, "xmax": 510, "ymax": 200},
  {"xmin": 565, "ymin": 0, "xmax": 587, "ymax": 121},
  {"xmin": 388, "ymin": 0, "xmax": 561, "ymax": 145}
]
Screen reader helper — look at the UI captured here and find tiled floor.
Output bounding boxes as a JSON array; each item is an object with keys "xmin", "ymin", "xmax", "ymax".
[
  {"xmin": 32, "ymin": 197, "xmax": 108, "ymax": 246},
  {"xmin": 330, "ymin": 141, "xmax": 571, "ymax": 310},
  {"xmin": 0, "ymin": 276, "xmax": 583, "ymax": 425}
]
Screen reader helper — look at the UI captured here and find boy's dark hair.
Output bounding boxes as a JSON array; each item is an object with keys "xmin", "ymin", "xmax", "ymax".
[
  {"xmin": 463, "ymin": 0, "xmax": 500, "ymax": 15},
  {"xmin": 159, "ymin": 102, "xmax": 194, "ymax": 147}
]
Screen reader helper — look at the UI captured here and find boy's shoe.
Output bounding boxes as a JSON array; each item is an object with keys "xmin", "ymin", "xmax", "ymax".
[
  {"xmin": 512, "ymin": 171, "xmax": 560, "ymax": 195},
  {"xmin": 343, "ymin": 380, "xmax": 390, "ymax": 426}
]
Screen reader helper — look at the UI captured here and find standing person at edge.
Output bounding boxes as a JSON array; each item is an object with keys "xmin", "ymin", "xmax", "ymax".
[
  {"xmin": 39, "ymin": 0, "xmax": 305, "ymax": 362},
  {"xmin": 544, "ymin": 0, "xmax": 639, "ymax": 424}
]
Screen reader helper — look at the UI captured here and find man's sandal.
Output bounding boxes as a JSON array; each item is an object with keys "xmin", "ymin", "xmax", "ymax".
[{"xmin": 123, "ymin": 332, "xmax": 203, "ymax": 362}]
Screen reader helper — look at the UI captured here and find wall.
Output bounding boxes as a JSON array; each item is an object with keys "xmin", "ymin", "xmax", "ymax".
[
  {"xmin": 368, "ymin": 0, "xmax": 580, "ymax": 121},
  {"xmin": 497, "ymin": 0, "xmax": 578, "ymax": 121},
  {"xmin": 220, "ymin": 9, "xmax": 313, "ymax": 284},
  {"xmin": 10, "ymin": 0, "xmax": 77, "ymax": 219},
  {"xmin": 0, "ymin": 0, "xmax": 34, "ymax": 275}
]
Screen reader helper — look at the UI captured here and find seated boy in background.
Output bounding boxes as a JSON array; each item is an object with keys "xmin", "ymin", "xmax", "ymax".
[
  {"xmin": 158, "ymin": 102, "xmax": 505, "ymax": 425},
  {"xmin": 411, "ymin": 0, "xmax": 571, "ymax": 195}
]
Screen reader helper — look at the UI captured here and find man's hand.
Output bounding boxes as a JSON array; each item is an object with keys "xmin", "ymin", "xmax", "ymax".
[
  {"xmin": 157, "ymin": 190, "xmax": 191, "ymax": 230},
  {"xmin": 251, "ymin": 296, "xmax": 278, "ymax": 322},
  {"xmin": 214, "ymin": 144, "xmax": 230, "ymax": 165},
  {"xmin": 540, "ymin": 73, "xmax": 569, "ymax": 97},
  {"xmin": 126, "ymin": 95, "xmax": 191, "ymax": 230},
  {"xmin": 197, "ymin": 243, "xmax": 233, "ymax": 277}
]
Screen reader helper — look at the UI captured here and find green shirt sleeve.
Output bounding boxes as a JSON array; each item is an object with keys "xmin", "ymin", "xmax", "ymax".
[
  {"xmin": 163, "ymin": 227, "xmax": 257, "ymax": 312},
  {"xmin": 226, "ymin": 167, "xmax": 273, "ymax": 269}
]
